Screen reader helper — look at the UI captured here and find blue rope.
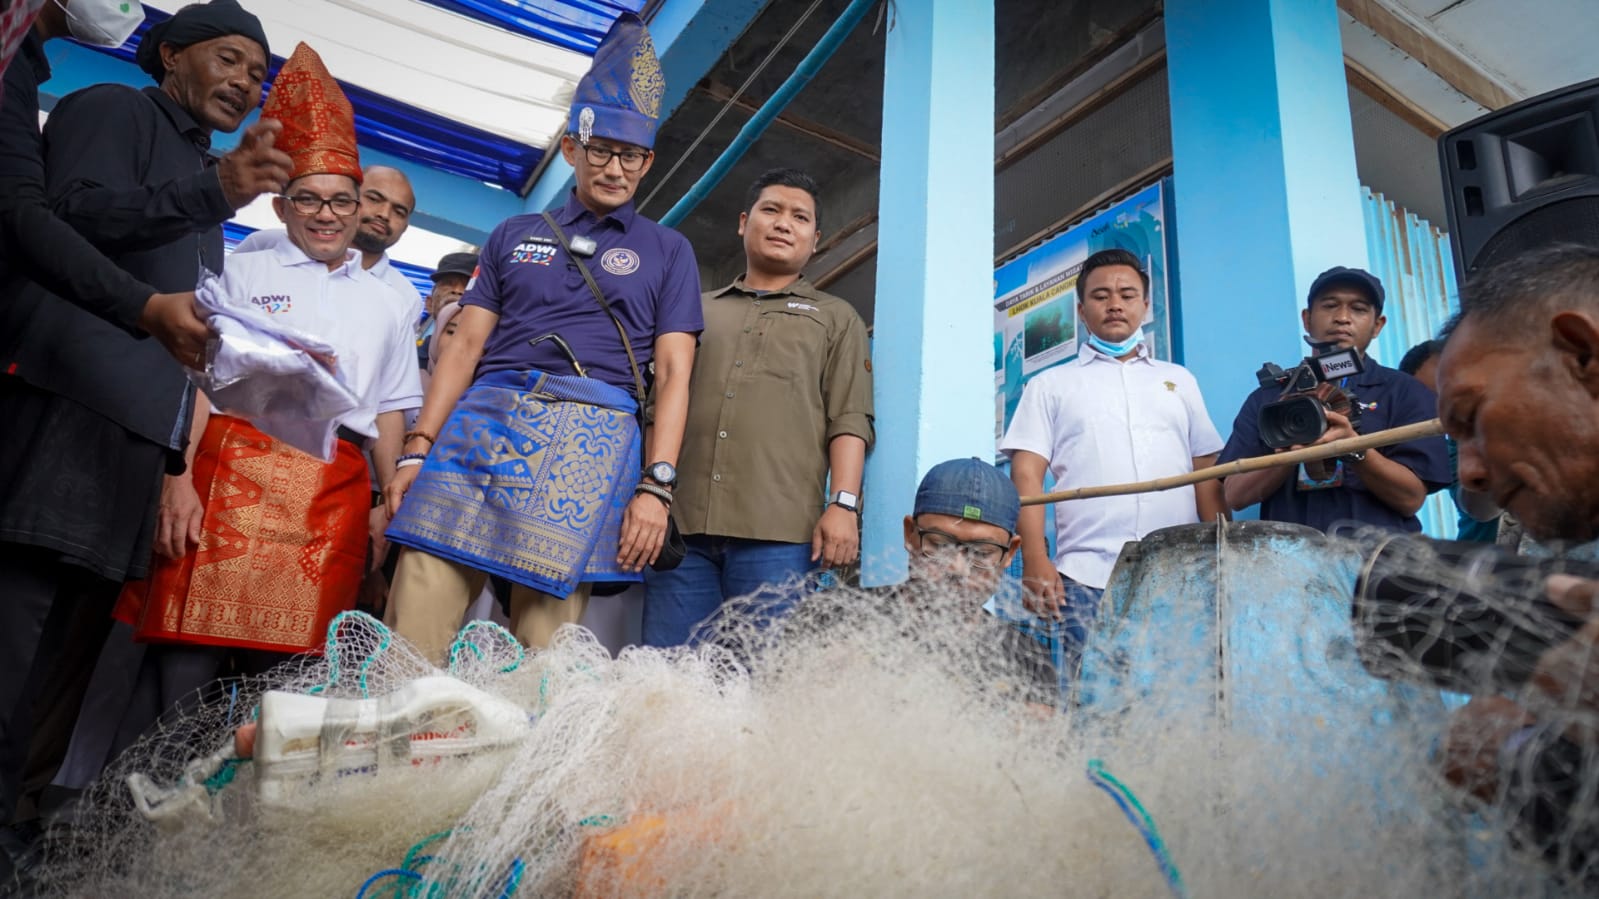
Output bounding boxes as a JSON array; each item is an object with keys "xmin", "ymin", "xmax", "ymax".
[
  {"xmin": 495, "ymin": 858, "xmax": 525, "ymax": 899},
  {"xmin": 353, "ymin": 868, "xmax": 420, "ymax": 899},
  {"xmin": 201, "ymin": 757, "xmax": 244, "ymax": 794},
  {"xmin": 357, "ymin": 621, "xmax": 394, "ymax": 697},
  {"xmin": 1086, "ymin": 760, "xmax": 1186, "ymax": 899},
  {"xmin": 401, "ymin": 829, "xmax": 456, "ymax": 871},
  {"xmin": 447, "ymin": 620, "xmax": 525, "ymax": 675},
  {"xmin": 311, "ymin": 611, "xmax": 394, "ymax": 698}
]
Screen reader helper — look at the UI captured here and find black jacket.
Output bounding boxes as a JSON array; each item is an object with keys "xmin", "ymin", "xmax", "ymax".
[{"xmin": 0, "ymin": 81, "xmax": 233, "ymax": 447}]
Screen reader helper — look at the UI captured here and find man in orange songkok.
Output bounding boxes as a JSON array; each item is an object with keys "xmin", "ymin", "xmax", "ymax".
[{"xmin": 114, "ymin": 43, "xmax": 422, "ymax": 728}]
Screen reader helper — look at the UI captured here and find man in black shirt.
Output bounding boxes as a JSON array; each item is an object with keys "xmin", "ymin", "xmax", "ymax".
[
  {"xmin": 0, "ymin": 0, "xmax": 288, "ymax": 841},
  {"xmin": 0, "ymin": 1, "xmax": 213, "ymax": 363},
  {"xmin": 0, "ymin": 1, "xmax": 291, "ymax": 361}
]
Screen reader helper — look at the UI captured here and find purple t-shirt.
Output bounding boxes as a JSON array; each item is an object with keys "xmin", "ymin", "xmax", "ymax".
[{"xmin": 463, "ymin": 192, "xmax": 704, "ymax": 392}]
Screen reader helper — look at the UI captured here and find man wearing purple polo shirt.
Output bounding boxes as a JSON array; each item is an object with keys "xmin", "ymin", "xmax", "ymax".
[{"xmin": 381, "ymin": 13, "xmax": 703, "ymax": 663}]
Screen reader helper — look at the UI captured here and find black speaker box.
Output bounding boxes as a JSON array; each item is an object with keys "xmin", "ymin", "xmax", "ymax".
[{"xmin": 1439, "ymin": 76, "xmax": 1599, "ymax": 279}]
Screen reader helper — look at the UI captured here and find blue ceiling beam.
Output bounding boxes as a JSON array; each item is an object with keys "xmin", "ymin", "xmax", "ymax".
[
  {"xmin": 38, "ymin": 40, "xmax": 520, "ymax": 246},
  {"xmin": 413, "ymin": 0, "xmax": 647, "ymax": 54},
  {"xmin": 88, "ymin": 8, "xmax": 542, "ymax": 193}
]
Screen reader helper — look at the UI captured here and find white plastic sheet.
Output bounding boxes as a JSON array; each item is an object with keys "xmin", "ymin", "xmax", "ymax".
[{"xmin": 187, "ymin": 272, "xmax": 359, "ymax": 462}]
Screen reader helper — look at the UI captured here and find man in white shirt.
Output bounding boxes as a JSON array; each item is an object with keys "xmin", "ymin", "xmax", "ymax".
[
  {"xmin": 351, "ymin": 165, "xmax": 424, "ymax": 327},
  {"xmin": 1000, "ymin": 249, "xmax": 1227, "ymax": 669},
  {"xmin": 236, "ymin": 164, "xmax": 423, "ymax": 330},
  {"xmin": 117, "ymin": 43, "xmax": 421, "ymax": 683}
]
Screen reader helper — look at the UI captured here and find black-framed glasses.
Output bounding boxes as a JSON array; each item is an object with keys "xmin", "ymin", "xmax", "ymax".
[
  {"xmin": 580, "ymin": 141, "xmax": 651, "ymax": 173},
  {"xmin": 280, "ymin": 193, "xmax": 359, "ymax": 216},
  {"xmin": 915, "ymin": 528, "xmax": 1010, "ymax": 570}
]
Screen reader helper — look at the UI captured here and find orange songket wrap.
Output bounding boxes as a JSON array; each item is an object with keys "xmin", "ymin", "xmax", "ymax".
[
  {"xmin": 262, "ymin": 41, "xmax": 361, "ymax": 183},
  {"xmin": 118, "ymin": 416, "xmax": 369, "ymax": 654}
]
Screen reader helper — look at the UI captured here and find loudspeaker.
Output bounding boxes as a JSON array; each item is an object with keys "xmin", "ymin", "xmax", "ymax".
[{"xmin": 1439, "ymin": 76, "xmax": 1599, "ymax": 279}]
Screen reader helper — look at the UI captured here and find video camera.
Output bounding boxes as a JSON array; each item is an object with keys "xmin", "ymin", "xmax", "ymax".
[
  {"xmin": 1353, "ymin": 535, "xmax": 1599, "ymax": 694},
  {"xmin": 1255, "ymin": 341, "xmax": 1365, "ymax": 449}
]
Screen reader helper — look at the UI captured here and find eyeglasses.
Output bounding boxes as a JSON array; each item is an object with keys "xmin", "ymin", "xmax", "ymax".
[
  {"xmin": 915, "ymin": 528, "xmax": 1011, "ymax": 570},
  {"xmin": 280, "ymin": 193, "xmax": 359, "ymax": 216},
  {"xmin": 579, "ymin": 141, "xmax": 651, "ymax": 173}
]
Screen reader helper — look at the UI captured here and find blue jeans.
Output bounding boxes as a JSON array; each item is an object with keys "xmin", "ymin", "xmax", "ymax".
[{"xmin": 641, "ymin": 536, "xmax": 815, "ymax": 648}]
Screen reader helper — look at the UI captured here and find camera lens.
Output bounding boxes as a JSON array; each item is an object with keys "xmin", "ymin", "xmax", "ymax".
[{"xmin": 1259, "ymin": 396, "xmax": 1327, "ymax": 449}]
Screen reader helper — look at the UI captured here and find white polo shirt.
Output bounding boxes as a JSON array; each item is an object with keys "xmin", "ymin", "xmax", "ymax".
[
  {"xmin": 237, "ymin": 229, "xmax": 424, "ymax": 330},
  {"xmin": 1000, "ymin": 342, "xmax": 1224, "ymax": 589},
  {"xmin": 214, "ymin": 242, "xmax": 423, "ymax": 439},
  {"xmin": 366, "ymin": 252, "xmax": 426, "ymax": 332}
]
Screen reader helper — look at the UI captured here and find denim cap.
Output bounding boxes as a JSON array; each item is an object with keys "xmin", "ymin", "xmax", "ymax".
[
  {"xmin": 1307, "ymin": 266, "xmax": 1385, "ymax": 311},
  {"xmin": 913, "ymin": 458, "xmax": 1020, "ymax": 535}
]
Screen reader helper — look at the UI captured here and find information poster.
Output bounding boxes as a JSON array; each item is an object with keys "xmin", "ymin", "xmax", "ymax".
[{"xmin": 993, "ymin": 180, "xmax": 1174, "ymax": 456}]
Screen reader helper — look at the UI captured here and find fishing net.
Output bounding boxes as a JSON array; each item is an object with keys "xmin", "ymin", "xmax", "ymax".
[{"xmin": 25, "ymin": 521, "xmax": 1598, "ymax": 897}]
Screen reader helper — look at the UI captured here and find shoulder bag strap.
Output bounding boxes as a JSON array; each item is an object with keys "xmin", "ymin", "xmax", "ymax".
[{"xmin": 541, "ymin": 212, "xmax": 648, "ymax": 407}]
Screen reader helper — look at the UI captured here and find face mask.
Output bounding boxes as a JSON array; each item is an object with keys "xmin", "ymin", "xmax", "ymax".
[
  {"xmin": 1088, "ymin": 330, "xmax": 1144, "ymax": 358},
  {"xmin": 56, "ymin": 0, "xmax": 144, "ymax": 49}
]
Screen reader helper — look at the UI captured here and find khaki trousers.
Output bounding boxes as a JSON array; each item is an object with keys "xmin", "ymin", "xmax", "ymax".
[{"xmin": 385, "ymin": 548, "xmax": 591, "ymax": 666}]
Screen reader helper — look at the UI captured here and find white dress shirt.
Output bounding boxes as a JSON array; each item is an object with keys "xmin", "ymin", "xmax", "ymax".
[
  {"xmin": 236, "ymin": 228, "xmax": 425, "ymax": 331},
  {"xmin": 214, "ymin": 241, "xmax": 423, "ymax": 439},
  {"xmin": 1000, "ymin": 341, "xmax": 1224, "ymax": 589}
]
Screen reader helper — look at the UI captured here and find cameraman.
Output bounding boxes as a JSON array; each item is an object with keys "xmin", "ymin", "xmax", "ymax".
[
  {"xmin": 1434, "ymin": 244, "xmax": 1599, "ymax": 879},
  {"xmin": 1217, "ymin": 267, "xmax": 1450, "ymax": 532}
]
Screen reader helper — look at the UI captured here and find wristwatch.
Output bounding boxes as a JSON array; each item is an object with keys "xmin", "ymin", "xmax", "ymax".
[
  {"xmin": 831, "ymin": 489, "xmax": 860, "ymax": 514},
  {"xmin": 1342, "ymin": 450, "xmax": 1367, "ymax": 464},
  {"xmin": 645, "ymin": 461, "xmax": 678, "ymax": 488}
]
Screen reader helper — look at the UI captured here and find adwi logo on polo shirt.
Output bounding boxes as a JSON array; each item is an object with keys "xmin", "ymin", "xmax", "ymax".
[{"xmin": 251, "ymin": 293, "xmax": 292, "ymax": 314}]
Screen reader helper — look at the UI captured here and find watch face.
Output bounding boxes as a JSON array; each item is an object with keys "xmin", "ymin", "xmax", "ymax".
[
  {"xmin": 649, "ymin": 462, "xmax": 677, "ymax": 484},
  {"xmin": 834, "ymin": 490, "xmax": 859, "ymax": 510}
]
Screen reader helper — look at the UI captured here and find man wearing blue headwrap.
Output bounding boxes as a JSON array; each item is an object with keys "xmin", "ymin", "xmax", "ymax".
[{"xmin": 382, "ymin": 13, "xmax": 704, "ymax": 664}]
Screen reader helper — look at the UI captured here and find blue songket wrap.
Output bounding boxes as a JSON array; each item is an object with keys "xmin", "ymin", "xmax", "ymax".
[{"xmin": 385, "ymin": 369, "xmax": 642, "ymax": 596}]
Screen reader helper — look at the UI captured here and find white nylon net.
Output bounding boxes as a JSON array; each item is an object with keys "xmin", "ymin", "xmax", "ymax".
[{"xmin": 25, "ymin": 522, "xmax": 1595, "ymax": 897}]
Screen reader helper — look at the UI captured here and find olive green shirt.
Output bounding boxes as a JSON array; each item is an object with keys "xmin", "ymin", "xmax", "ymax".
[{"xmin": 672, "ymin": 275, "xmax": 875, "ymax": 543}]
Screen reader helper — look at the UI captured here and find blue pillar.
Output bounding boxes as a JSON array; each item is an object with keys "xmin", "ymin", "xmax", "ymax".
[
  {"xmin": 860, "ymin": 0, "xmax": 995, "ymax": 587},
  {"xmin": 1166, "ymin": 0, "xmax": 1369, "ymax": 431},
  {"xmin": 523, "ymin": 0, "xmax": 768, "ymax": 213}
]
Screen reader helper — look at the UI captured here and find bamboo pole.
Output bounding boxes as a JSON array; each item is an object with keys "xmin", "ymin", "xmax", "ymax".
[{"xmin": 1019, "ymin": 418, "xmax": 1444, "ymax": 506}]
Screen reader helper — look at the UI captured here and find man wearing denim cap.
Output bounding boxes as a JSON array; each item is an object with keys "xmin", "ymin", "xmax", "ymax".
[
  {"xmin": 892, "ymin": 458, "xmax": 1060, "ymax": 701},
  {"xmin": 902, "ymin": 457, "xmax": 1023, "ymax": 598},
  {"xmin": 1218, "ymin": 266, "xmax": 1450, "ymax": 533}
]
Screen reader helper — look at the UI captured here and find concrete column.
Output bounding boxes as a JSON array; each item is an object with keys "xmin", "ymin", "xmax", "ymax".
[
  {"xmin": 1165, "ymin": 0, "xmax": 1369, "ymax": 428},
  {"xmin": 860, "ymin": 0, "xmax": 995, "ymax": 586}
]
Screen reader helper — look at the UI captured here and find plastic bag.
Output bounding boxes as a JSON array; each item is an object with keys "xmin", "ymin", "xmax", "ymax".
[{"xmin": 186, "ymin": 270, "xmax": 359, "ymax": 461}]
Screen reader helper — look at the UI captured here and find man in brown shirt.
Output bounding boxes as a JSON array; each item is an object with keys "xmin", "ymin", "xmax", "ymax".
[{"xmin": 642, "ymin": 169, "xmax": 874, "ymax": 647}]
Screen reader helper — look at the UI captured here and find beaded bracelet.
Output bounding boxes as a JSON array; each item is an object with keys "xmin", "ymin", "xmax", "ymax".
[
  {"xmin": 396, "ymin": 453, "xmax": 427, "ymax": 470},
  {"xmin": 403, "ymin": 430, "xmax": 436, "ymax": 445}
]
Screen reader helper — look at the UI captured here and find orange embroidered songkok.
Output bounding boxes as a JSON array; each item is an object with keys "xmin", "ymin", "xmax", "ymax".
[{"xmin": 262, "ymin": 42, "xmax": 361, "ymax": 183}]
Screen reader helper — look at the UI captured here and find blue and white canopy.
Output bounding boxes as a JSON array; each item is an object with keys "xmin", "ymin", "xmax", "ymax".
[{"xmin": 95, "ymin": 1, "xmax": 645, "ymax": 193}]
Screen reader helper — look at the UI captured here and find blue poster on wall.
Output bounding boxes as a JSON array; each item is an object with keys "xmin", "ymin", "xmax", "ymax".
[{"xmin": 993, "ymin": 179, "xmax": 1174, "ymax": 458}]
